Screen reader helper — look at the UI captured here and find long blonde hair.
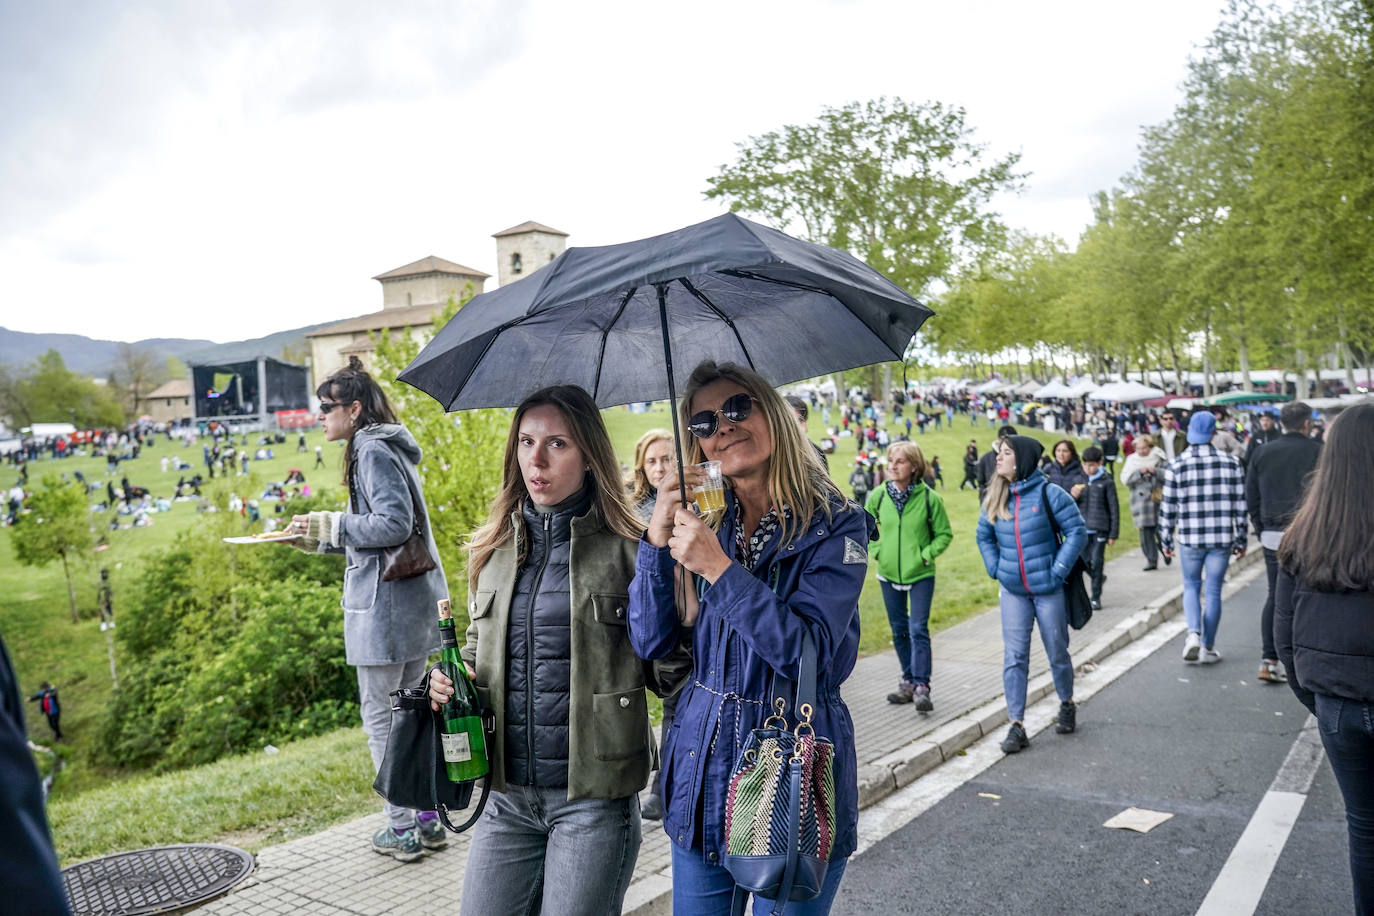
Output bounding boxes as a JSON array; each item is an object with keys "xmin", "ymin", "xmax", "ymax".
[
  {"xmin": 678, "ymin": 361, "xmax": 841, "ymax": 548},
  {"xmin": 981, "ymin": 440, "xmax": 1014, "ymax": 522},
  {"xmin": 467, "ymin": 386, "xmax": 641, "ymax": 583},
  {"xmin": 627, "ymin": 427, "xmax": 673, "ymax": 505}
]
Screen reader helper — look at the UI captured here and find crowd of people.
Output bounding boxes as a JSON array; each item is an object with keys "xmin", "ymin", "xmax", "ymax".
[{"xmin": 8, "ymin": 357, "xmax": 1370, "ymax": 915}]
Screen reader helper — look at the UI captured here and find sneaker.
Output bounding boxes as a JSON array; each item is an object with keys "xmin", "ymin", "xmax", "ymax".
[
  {"xmin": 415, "ymin": 812, "xmax": 448, "ymax": 850},
  {"xmin": 642, "ymin": 791, "xmax": 664, "ymax": 821},
  {"xmin": 1142, "ymin": 565, "xmax": 1158, "ymax": 571},
  {"xmin": 1090, "ymin": 599, "xmax": 1102, "ymax": 611},
  {"xmin": 1164, "ymin": 553, "xmax": 1172, "ymax": 566},
  {"xmin": 1000, "ymin": 722, "xmax": 1030, "ymax": 754},
  {"xmin": 372, "ymin": 826, "xmax": 424, "ymax": 863},
  {"xmin": 1055, "ymin": 701, "xmax": 1076, "ymax": 734},
  {"xmin": 886, "ymin": 679, "xmax": 916, "ymax": 705},
  {"xmin": 1199, "ymin": 647, "xmax": 1223, "ymax": 665},
  {"xmin": 1257, "ymin": 660, "xmax": 1287, "ymax": 683},
  {"xmin": 913, "ymin": 684, "xmax": 933, "ymax": 713},
  {"xmin": 1182, "ymin": 631, "xmax": 1201, "ymax": 662}
]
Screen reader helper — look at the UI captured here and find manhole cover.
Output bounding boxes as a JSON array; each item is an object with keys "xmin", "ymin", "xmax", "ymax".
[{"xmin": 63, "ymin": 843, "xmax": 254, "ymax": 915}]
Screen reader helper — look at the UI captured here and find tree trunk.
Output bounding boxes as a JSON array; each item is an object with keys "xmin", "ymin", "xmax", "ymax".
[
  {"xmin": 105, "ymin": 628, "xmax": 119, "ymax": 689},
  {"xmin": 882, "ymin": 364, "xmax": 894, "ymax": 410},
  {"xmin": 1338, "ymin": 309, "xmax": 1356, "ymax": 392},
  {"xmin": 61, "ymin": 552, "xmax": 78, "ymax": 623},
  {"xmin": 1239, "ymin": 338, "xmax": 1253, "ymax": 392}
]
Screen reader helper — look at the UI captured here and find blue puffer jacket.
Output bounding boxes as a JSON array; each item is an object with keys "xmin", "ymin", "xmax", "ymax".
[
  {"xmin": 976, "ymin": 474, "xmax": 1088, "ymax": 596},
  {"xmin": 628, "ymin": 491, "xmax": 871, "ymax": 864}
]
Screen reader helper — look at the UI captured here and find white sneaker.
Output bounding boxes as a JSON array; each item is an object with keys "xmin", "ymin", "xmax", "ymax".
[
  {"xmin": 1182, "ymin": 631, "xmax": 1201, "ymax": 662},
  {"xmin": 1200, "ymin": 647, "xmax": 1223, "ymax": 664}
]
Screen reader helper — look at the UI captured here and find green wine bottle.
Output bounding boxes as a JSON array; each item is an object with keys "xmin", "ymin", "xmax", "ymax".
[{"xmin": 436, "ymin": 598, "xmax": 489, "ymax": 782}]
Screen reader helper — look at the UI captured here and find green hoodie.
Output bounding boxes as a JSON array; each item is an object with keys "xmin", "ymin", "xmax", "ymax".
[{"xmin": 864, "ymin": 481, "xmax": 954, "ymax": 584}]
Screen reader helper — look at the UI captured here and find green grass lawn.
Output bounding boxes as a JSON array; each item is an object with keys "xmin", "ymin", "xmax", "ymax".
[{"xmin": 3, "ymin": 403, "xmax": 1139, "ymax": 862}]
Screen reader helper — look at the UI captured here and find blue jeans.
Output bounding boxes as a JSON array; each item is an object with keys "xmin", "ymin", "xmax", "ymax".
[
  {"xmin": 999, "ymin": 588, "xmax": 1074, "ymax": 723},
  {"xmin": 460, "ymin": 785, "xmax": 641, "ymax": 916},
  {"xmin": 880, "ymin": 578, "xmax": 935, "ymax": 686},
  {"xmin": 1315, "ymin": 694, "xmax": 1374, "ymax": 915},
  {"xmin": 1179, "ymin": 546, "xmax": 1231, "ymax": 649},
  {"xmin": 670, "ymin": 843, "xmax": 848, "ymax": 915}
]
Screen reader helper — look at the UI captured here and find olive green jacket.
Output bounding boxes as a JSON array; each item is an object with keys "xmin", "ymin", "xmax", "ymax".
[{"xmin": 462, "ymin": 507, "xmax": 689, "ymax": 800}]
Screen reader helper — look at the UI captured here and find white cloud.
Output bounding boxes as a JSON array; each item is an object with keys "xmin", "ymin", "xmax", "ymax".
[{"xmin": 0, "ymin": 0, "xmax": 1231, "ymax": 344}]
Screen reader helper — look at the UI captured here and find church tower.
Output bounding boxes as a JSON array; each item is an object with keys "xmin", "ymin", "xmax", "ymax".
[{"xmin": 492, "ymin": 221, "xmax": 569, "ymax": 287}]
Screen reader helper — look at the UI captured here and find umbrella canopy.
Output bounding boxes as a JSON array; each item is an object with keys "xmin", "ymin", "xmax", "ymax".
[
  {"xmin": 1086, "ymin": 380, "xmax": 1165, "ymax": 403},
  {"xmin": 1033, "ymin": 380, "xmax": 1070, "ymax": 398},
  {"xmin": 1199, "ymin": 390, "xmax": 1293, "ymax": 406},
  {"xmin": 398, "ymin": 213, "xmax": 933, "ymax": 411}
]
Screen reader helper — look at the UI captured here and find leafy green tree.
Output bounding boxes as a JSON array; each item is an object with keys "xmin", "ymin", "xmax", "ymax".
[
  {"xmin": 10, "ymin": 475, "xmax": 94, "ymax": 622},
  {"xmin": 0, "ymin": 350, "xmax": 124, "ymax": 428},
  {"xmin": 369, "ymin": 294, "xmax": 510, "ymax": 610},
  {"xmin": 111, "ymin": 343, "xmax": 161, "ymax": 416}
]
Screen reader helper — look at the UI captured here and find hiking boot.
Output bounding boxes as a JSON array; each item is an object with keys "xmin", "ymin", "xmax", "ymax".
[
  {"xmin": 372, "ymin": 826, "xmax": 423, "ymax": 863},
  {"xmin": 642, "ymin": 791, "xmax": 664, "ymax": 821},
  {"xmin": 1000, "ymin": 722, "xmax": 1030, "ymax": 754},
  {"xmin": 415, "ymin": 812, "xmax": 447, "ymax": 850},
  {"xmin": 1090, "ymin": 599, "xmax": 1102, "ymax": 611},
  {"xmin": 1199, "ymin": 647, "xmax": 1223, "ymax": 665},
  {"xmin": 1257, "ymin": 660, "xmax": 1287, "ymax": 683},
  {"xmin": 886, "ymin": 679, "xmax": 916, "ymax": 705},
  {"xmin": 1055, "ymin": 701, "xmax": 1076, "ymax": 734},
  {"xmin": 913, "ymin": 684, "xmax": 933, "ymax": 713},
  {"xmin": 1182, "ymin": 631, "xmax": 1201, "ymax": 662}
]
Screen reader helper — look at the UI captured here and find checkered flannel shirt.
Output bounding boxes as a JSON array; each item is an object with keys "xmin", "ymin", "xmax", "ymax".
[{"xmin": 1158, "ymin": 443, "xmax": 1247, "ymax": 552}]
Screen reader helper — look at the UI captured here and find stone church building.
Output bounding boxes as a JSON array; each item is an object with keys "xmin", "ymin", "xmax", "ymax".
[{"xmin": 306, "ymin": 220, "xmax": 568, "ymax": 390}]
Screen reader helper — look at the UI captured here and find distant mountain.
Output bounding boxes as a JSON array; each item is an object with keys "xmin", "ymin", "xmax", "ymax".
[{"xmin": 0, "ymin": 322, "xmax": 333, "ymax": 377}]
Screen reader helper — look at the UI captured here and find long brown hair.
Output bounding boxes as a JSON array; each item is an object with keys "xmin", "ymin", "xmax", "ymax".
[
  {"xmin": 677, "ymin": 361, "xmax": 841, "ymax": 548},
  {"xmin": 317, "ymin": 355, "xmax": 398, "ymax": 487},
  {"xmin": 1278, "ymin": 403, "xmax": 1374, "ymax": 591},
  {"xmin": 466, "ymin": 386, "xmax": 641, "ymax": 583},
  {"xmin": 627, "ymin": 427, "xmax": 673, "ymax": 505}
]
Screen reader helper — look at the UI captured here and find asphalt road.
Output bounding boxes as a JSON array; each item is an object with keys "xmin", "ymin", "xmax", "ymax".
[{"xmin": 834, "ymin": 575, "xmax": 1355, "ymax": 915}]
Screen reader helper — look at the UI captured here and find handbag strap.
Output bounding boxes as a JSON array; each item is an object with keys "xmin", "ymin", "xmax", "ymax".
[
  {"xmin": 428, "ymin": 711, "xmax": 493, "ymax": 833},
  {"xmin": 347, "ymin": 441, "xmax": 426, "ymax": 538}
]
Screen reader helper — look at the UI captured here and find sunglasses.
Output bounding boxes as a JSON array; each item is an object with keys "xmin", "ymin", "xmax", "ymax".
[
  {"xmin": 688, "ymin": 393, "xmax": 756, "ymax": 439},
  {"xmin": 319, "ymin": 400, "xmax": 346, "ymax": 414}
]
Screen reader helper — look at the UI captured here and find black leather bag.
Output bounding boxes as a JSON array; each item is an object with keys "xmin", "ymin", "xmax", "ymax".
[
  {"xmin": 1047, "ymin": 501, "xmax": 1093, "ymax": 630},
  {"xmin": 373, "ymin": 686, "xmax": 491, "ymax": 833}
]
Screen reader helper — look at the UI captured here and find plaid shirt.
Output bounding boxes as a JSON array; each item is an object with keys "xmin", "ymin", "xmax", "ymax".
[{"xmin": 1158, "ymin": 443, "xmax": 1247, "ymax": 551}]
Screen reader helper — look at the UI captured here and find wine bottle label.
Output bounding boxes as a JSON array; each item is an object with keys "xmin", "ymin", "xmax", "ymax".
[{"xmin": 441, "ymin": 732, "xmax": 472, "ymax": 763}]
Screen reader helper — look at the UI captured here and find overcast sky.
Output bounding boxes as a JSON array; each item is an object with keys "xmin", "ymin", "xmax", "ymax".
[{"xmin": 0, "ymin": 0, "xmax": 1231, "ymax": 345}]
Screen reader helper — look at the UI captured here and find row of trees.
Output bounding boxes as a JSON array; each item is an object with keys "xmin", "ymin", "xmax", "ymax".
[
  {"xmin": 930, "ymin": 0, "xmax": 1373, "ymax": 393},
  {"xmin": 0, "ymin": 345, "xmax": 191, "ymax": 430},
  {"xmin": 705, "ymin": 1, "xmax": 1372, "ymax": 396}
]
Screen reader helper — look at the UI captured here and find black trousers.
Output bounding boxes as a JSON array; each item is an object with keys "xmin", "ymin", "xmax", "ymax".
[
  {"xmin": 1139, "ymin": 524, "xmax": 1159, "ymax": 568},
  {"xmin": 1261, "ymin": 547, "xmax": 1280, "ymax": 660},
  {"xmin": 1082, "ymin": 535, "xmax": 1108, "ymax": 601}
]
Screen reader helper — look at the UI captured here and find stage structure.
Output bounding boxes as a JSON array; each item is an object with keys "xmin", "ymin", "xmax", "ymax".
[{"xmin": 189, "ymin": 356, "xmax": 311, "ymax": 429}]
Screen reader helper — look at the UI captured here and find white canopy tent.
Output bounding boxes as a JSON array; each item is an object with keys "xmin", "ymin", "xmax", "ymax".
[
  {"xmin": 1087, "ymin": 380, "xmax": 1166, "ymax": 403},
  {"xmin": 1033, "ymin": 380, "xmax": 1071, "ymax": 398}
]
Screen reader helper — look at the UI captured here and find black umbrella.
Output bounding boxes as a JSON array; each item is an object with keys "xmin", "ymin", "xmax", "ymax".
[{"xmin": 398, "ymin": 213, "xmax": 933, "ymax": 496}]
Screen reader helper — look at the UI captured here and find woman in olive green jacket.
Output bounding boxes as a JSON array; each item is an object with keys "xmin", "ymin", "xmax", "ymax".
[
  {"xmin": 428, "ymin": 385, "xmax": 686, "ymax": 916},
  {"xmin": 864, "ymin": 441, "xmax": 953, "ymax": 712}
]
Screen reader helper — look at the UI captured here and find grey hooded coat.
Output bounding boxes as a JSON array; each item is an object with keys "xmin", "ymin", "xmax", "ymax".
[{"xmin": 325, "ymin": 424, "xmax": 445, "ymax": 666}]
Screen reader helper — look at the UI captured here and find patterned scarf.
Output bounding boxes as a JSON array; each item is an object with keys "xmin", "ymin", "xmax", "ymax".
[
  {"xmin": 732, "ymin": 500, "xmax": 789, "ymax": 571},
  {"xmin": 885, "ymin": 480, "xmax": 913, "ymax": 515}
]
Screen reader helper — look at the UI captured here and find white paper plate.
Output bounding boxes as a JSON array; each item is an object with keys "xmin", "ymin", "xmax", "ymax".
[{"xmin": 222, "ymin": 533, "xmax": 301, "ymax": 544}]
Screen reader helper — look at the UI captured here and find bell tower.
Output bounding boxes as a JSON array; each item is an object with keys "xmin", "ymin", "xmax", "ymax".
[{"xmin": 492, "ymin": 221, "xmax": 569, "ymax": 287}]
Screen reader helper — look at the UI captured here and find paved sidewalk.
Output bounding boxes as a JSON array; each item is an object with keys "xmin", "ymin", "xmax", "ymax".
[{"xmin": 199, "ymin": 547, "xmax": 1259, "ymax": 915}]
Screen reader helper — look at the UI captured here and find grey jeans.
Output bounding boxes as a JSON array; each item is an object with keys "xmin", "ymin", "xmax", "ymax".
[
  {"xmin": 356, "ymin": 658, "xmax": 431, "ymax": 830},
  {"xmin": 460, "ymin": 784, "xmax": 641, "ymax": 916}
]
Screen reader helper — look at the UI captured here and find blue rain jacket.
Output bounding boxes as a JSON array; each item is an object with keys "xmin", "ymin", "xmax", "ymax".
[
  {"xmin": 628, "ymin": 491, "xmax": 871, "ymax": 865},
  {"xmin": 975, "ymin": 473, "xmax": 1087, "ymax": 596}
]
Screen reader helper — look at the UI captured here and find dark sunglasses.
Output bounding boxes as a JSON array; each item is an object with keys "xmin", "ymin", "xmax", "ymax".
[
  {"xmin": 688, "ymin": 393, "xmax": 756, "ymax": 439},
  {"xmin": 319, "ymin": 400, "xmax": 346, "ymax": 414}
]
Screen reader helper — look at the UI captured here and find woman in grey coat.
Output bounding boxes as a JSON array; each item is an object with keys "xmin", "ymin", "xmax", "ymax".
[
  {"xmin": 288, "ymin": 356, "xmax": 448, "ymax": 863},
  {"xmin": 1120, "ymin": 434, "xmax": 1167, "ymax": 570}
]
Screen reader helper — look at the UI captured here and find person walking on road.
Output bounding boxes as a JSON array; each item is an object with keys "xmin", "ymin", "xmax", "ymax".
[
  {"xmin": 865, "ymin": 441, "xmax": 953, "ymax": 712},
  {"xmin": 1273, "ymin": 402, "xmax": 1374, "ymax": 915},
  {"xmin": 1120, "ymin": 434, "xmax": 1167, "ymax": 570},
  {"xmin": 1076, "ymin": 446, "xmax": 1119, "ymax": 610},
  {"xmin": 1246, "ymin": 401, "xmax": 1321, "ymax": 685},
  {"xmin": 1158, "ymin": 411, "xmax": 1248, "ymax": 665},
  {"xmin": 976, "ymin": 435, "xmax": 1088, "ymax": 754},
  {"xmin": 1043, "ymin": 438, "xmax": 1088, "ymax": 499},
  {"xmin": 287, "ymin": 356, "xmax": 448, "ymax": 862},
  {"xmin": 976, "ymin": 425, "xmax": 1017, "ymax": 502},
  {"xmin": 1157, "ymin": 411, "xmax": 1188, "ymax": 462}
]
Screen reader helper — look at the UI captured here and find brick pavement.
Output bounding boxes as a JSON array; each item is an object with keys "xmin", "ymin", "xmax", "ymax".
[{"xmin": 197, "ymin": 546, "xmax": 1258, "ymax": 914}]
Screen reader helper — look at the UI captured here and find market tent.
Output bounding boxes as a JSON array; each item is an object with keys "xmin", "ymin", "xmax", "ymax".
[
  {"xmin": 1063, "ymin": 379, "xmax": 1099, "ymax": 398},
  {"xmin": 1033, "ymin": 380, "xmax": 1071, "ymax": 398},
  {"xmin": 1087, "ymin": 380, "xmax": 1165, "ymax": 402}
]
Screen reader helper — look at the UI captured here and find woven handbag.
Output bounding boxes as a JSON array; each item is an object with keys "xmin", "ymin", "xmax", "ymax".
[{"xmin": 723, "ymin": 631, "xmax": 835, "ymax": 916}]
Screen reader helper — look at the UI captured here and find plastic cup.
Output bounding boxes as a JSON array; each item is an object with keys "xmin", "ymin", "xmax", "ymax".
[{"xmin": 691, "ymin": 460, "xmax": 725, "ymax": 514}]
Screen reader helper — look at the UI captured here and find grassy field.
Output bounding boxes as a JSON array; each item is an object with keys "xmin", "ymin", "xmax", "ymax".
[{"xmin": 3, "ymin": 403, "xmax": 1139, "ymax": 862}]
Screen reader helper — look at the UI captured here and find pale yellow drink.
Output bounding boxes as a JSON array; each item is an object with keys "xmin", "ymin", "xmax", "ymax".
[{"xmin": 691, "ymin": 461, "xmax": 725, "ymax": 514}]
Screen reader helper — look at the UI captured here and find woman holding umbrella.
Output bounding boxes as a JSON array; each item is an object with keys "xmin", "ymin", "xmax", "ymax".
[
  {"xmin": 427, "ymin": 386, "xmax": 686, "ymax": 915},
  {"xmin": 628, "ymin": 360, "xmax": 870, "ymax": 914}
]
